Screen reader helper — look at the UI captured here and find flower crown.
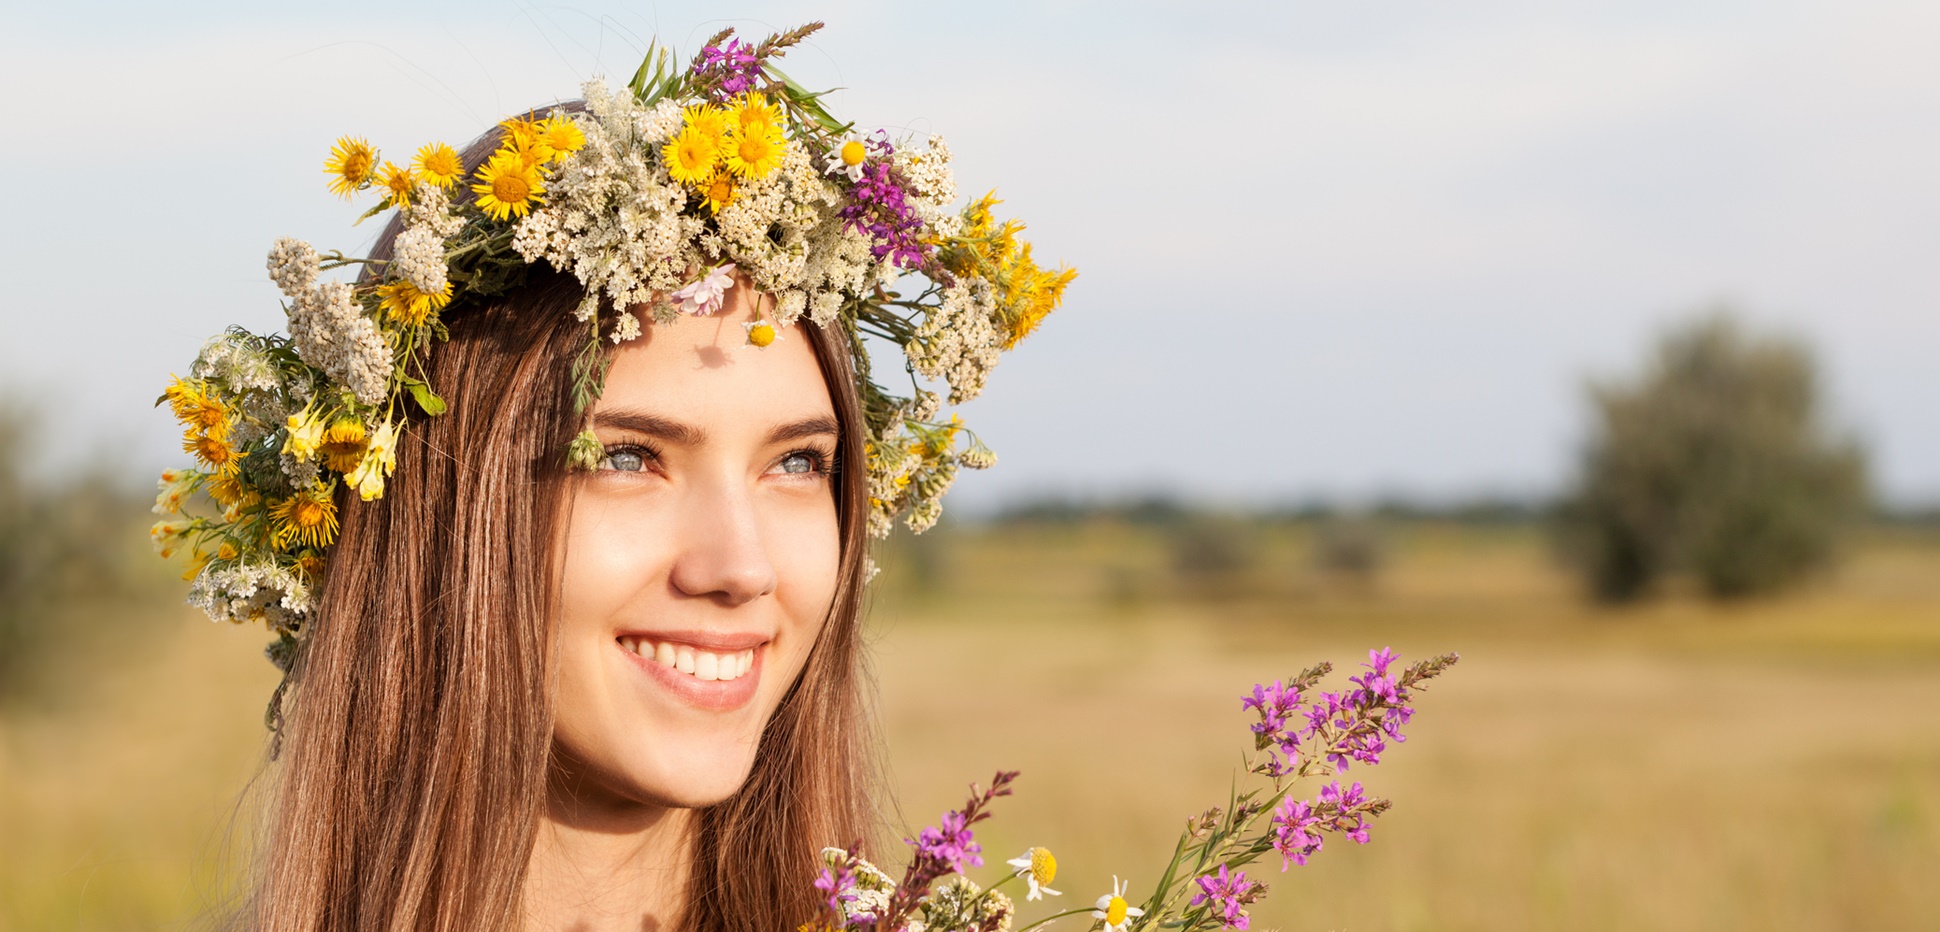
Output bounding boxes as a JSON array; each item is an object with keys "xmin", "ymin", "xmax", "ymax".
[{"xmin": 151, "ymin": 22, "xmax": 1073, "ymax": 669}]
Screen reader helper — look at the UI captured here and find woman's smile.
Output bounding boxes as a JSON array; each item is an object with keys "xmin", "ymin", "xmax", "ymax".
[{"xmin": 614, "ymin": 631, "xmax": 768, "ymax": 712}]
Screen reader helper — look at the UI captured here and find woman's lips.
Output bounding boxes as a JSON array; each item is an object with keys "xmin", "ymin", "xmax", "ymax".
[{"xmin": 616, "ymin": 634, "xmax": 763, "ymax": 712}]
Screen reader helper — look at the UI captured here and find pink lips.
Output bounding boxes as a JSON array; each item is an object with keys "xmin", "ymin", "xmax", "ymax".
[{"xmin": 615, "ymin": 631, "xmax": 766, "ymax": 712}]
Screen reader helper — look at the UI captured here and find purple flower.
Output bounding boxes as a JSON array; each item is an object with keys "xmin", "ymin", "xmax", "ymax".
[
  {"xmin": 1189, "ymin": 863, "xmax": 1260, "ymax": 930},
  {"xmin": 814, "ymin": 864, "xmax": 858, "ymax": 915},
  {"xmin": 1268, "ymin": 796, "xmax": 1324, "ymax": 869},
  {"xmin": 832, "ymin": 133, "xmax": 931, "ymax": 270},
  {"xmin": 1319, "ymin": 781, "xmax": 1372, "ymax": 844},
  {"xmin": 1242, "ymin": 680, "xmax": 1302, "ymax": 743},
  {"xmin": 693, "ymin": 38, "xmax": 762, "ymax": 98},
  {"xmin": 911, "ymin": 810, "xmax": 983, "ymax": 872}
]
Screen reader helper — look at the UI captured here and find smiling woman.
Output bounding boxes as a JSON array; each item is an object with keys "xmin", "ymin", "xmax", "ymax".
[
  {"xmin": 247, "ymin": 249, "xmax": 879, "ymax": 930},
  {"xmin": 147, "ymin": 22, "xmax": 1077, "ymax": 932}
]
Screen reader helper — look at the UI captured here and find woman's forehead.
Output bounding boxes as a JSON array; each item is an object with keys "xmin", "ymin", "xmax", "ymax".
[{"xmin": 597, "ymin": 305, "xmax": 833, "ymax": 432}]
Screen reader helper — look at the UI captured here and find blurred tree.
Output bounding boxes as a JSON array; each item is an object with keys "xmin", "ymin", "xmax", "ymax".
[
  {"xmin": 1558, "ymin": 314, "xmax": 1868, "ymax": 602},
  {"xmin": 1168, "ymin": 515, "xmax": 1258, "ymax": 599},
  {"xmin": 0, "ymin": 406, "xmax": 145, "ymax": 702},
  {"xmin": 1312, "ymin": 513, "xmax": 1386, "ymax": 588}
]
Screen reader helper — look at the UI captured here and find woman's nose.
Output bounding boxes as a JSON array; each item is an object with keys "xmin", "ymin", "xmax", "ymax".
[{"xmin": 666, "ymin": 478, "xmax": 777, "ymax": 605}]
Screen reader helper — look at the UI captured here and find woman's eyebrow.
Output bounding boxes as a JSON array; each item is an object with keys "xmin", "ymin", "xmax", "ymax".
[
  {"xmin": 592, "ymin": 410, "xmax": 706, "ymax": 445},
  {"xmin": 767, "ymin": 415, "xmax": 840, "ymax": 445}
]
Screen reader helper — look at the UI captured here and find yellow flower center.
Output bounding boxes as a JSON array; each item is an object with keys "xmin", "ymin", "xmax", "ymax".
[
  {"xmin": 748, "ymin": 322, "xmax": 776, "ymax": 347},
  {"xmin": 294, "ymin": 499, "xmax": 326, "ymax": 529},
  {"xmin": 707, "ymin": 175, "xmax": 736, "ymax": 206},
  {"xmin": 424, "ymin": 150, "xmax": 460, "ymax": 178},
  {"xmin": 740, "ymin": 134, "xmax": 773, "ymax": 164},
  {"xmin": 1030, "ymin": 847, "xmax": 1056, "ymax": 885},
  {"xmin": 1106, "ymin": 896, "xmax": 1128, "ymax": 925},
  {"xmin": 341, "ymin": 152, "xmax": 373, "ymax": 184},
  {"xmin": 493, "ymin": 173, "xmax": 531, "ymax": 205},
  {"xmin": 840, "ymin": 140, "xmax": 866, "ymax": 166}
]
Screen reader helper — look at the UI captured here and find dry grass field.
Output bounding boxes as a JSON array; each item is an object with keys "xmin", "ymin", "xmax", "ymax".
[{"xmin": 3, "ymin": 520, "xmax": 1937, "ymax": 930}]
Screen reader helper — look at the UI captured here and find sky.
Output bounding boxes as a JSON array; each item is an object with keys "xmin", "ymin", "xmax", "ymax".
[{"xmin": 3, "ymin": 0, "xmax": 1935, "ymax": 509}]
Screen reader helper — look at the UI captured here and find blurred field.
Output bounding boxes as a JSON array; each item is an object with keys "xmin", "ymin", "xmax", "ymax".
[{"xmin": 4, "ymin": 519, "xmax": 1938, "ymax": 930}]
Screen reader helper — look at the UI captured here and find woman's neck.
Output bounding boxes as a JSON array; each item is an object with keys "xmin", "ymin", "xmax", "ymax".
[{"xmin": 524, "ymin": 774, "xmax": 697, "ymax": 932}]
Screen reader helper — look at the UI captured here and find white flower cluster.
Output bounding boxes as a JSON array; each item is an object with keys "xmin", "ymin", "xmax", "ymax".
[
  {"xmin": 513, "ymin": 85, "xmax": 702, "ymax": 326},
  {"xmin": 392, "ymin": 191, "xmax": 459, "ymax": 297},
  {"xmin": 914, "ymin": 875, "xmax": 1015, "ymax": 932},
  {"xmin": 269, "ymin": 237, "xmax": 391, "ymax": 406},
  {"xmin": 514, "ymin": 81, "xmax": 924, "ymax": 335},
  {"xmin": 187, "ymin": 560, "xmax": 312, "ymax": 630},
  {"xmin": 907, "ymin": 277, "xmax": 1002, "ymax": 405}
]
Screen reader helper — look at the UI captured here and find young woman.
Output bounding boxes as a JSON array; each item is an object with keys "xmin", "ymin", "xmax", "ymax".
[
  {"xmin": 155, "ymin": 25, "xmax": 1073, "ymax": 930},
  {"xmin": 242, "ymin": 265, "xmax": 877, "ymax": 931}
]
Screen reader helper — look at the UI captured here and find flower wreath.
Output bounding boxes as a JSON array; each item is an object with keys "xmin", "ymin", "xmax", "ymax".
[{"xmin": 150, "ymin": 22, "xmax": 1074, "ymax": 680}]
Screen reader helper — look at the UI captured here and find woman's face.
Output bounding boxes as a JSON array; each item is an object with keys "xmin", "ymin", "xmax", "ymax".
[{"xmin": 552, "ymin": 286, "xmax": 841, "ymax": 809}]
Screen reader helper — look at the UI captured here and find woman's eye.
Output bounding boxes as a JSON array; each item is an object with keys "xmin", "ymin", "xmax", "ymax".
[
  {"xmin": 600, "ymin": 448, "xmax": 648, "ymax": 472},
  {"xmin": 778, "ymin": 451, "xmax": 821, "ymax": 475}
]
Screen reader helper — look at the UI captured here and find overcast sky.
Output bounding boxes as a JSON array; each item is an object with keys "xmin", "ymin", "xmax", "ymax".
[{"xmin": 3, "ymin": 0, "xmax": 1935, "ymax": 508}]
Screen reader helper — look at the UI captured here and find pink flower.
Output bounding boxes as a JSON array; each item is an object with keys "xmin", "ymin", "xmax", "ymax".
[{"xmin": 671, "ymin": 263, "xmax": 737, "ymax": 316}]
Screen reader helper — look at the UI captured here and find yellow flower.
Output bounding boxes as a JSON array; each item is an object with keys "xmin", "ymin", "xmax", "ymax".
[
  {"xmin": 728, "ymin": 93, "xmax": 782, "ymax": 139},
  {"xmin": 295, "ymin": 550, "xmax": 327, "ymax": 579},
  {"xmin": 377, "ymin": 161, "xmax": 416, "ymax": 207},
  {"xmin": 539, "ymin": 116, "xmax": 586, "ymax": 159},
  {"xmin": 1091, "ymin": 877, "xmax": 1144, "ymax": 932},
  {"xmin": 150, "ymin": 519, "xmax": 191, "ymax": 558},
  {"xmin": 662, "ymin": 124, "xmax": 721, "ymax": 187},
  {"xmin": 318, "ymin": 418, "xmax": 368, "ymax": 474},
  {"xmin": 183, "ymin": 429, "xmax": 243, "ymax": 476},
  {"xmin": 471, "ymin": 150, "xmax": 546, "ymax": 221},
  {"xmin": 377, "ymin": 279, "xmax": 453, "ymax": 327},
  {"xmin": 324, "ymin": 136, "xmax": 378, "ymax": 199},
  {"xmin": 215, "ymin": 540, "xmax": 240, "ymax": 562},
  {"xmin": 682, "ymin": 102, "xmax": 729, "ymax": 143},
  {"xmin": 414, "ymin": 142, "xmax": 464, "ymax": 188},
  {"xmin": 165, "ymin": 376, "xmax": 229, "ymax": 438},
  {"xmin": 724, "ymin": 123, "xmax": 786, "ymax": 180},
  {"xmin": 700, "ymin": 172, "xmax": 738, "ymax": 213},
  {"xmin": 270, "ymin": 483, "xmax": 340, "ymax": 550},
  {"xmin": 499, "ymin": 113, "xmax": 553, "ymax": 165},
  {"xmin": 283, "ymin": 410, "xmax": 325, "ymax": 462},
  {"xmin": 347, "ymin": 420, "xmax": 398, "ymax": 501},
  {"xmin": 206, "ymin": 471, "xmax": 246, "ymax": 507}
]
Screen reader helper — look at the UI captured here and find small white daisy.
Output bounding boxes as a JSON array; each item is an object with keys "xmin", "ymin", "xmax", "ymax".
[
  {"xmin": 824, "ymin": 137, "xmax": 869, "ymax": 183},
  {"xmin": 1092, "ymin": 875, "xmax": 1144, "ymax": 932},
  {"xmin": 743, "ymin": 318, "xmax": 782, "ymax": 348},
  {"xmin": 1004, "ymin": 847, "xmax": 1062, "ymax": 901}
]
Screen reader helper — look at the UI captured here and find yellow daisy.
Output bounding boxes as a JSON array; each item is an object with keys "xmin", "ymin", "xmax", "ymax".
[
  {"xmin": 539, "ymin": 116, "xmax": 586, "ymax": 160},
  {"xmin": 471, "ymin": 150, "xmax": 546, "ymax": 221},
  {"xmin": 206, "ymin": 471, "xmax": 246, "ymax": 507},
  {"xmin": 724, "ymin": 123, "xmax": 786, "ymax": 180},
  {"xmin": 318, "ymin": 418, "xmax": 368, "ymax": 474},
  {"xmin": 662, "ymin": 124, "xmax": 721, "ymax": 187},
  {"xmin": 700, "ymin": 172, "xmax": 738, "ymax": 213},
  {"xmin": 729, "ymin": 93, "xmax": 782, "ymax": 138},
  {"xmin": 377, "ymin": 279, "xmax": 453, "ymax": 327},
  {"xmin": 324, "ymin": 136, "xmax": 378, "ymax": 199},
  {"xmin": 270, "ymin": 483, "xmax": 341, "ymax": 550},
  {"xmin": 377, "ymin": 161, "xmax": 416, "ymax": 207},
  {"xmin": 183, "ymin": 429, "xmax": 243, "ymax": 476},
  {"xmin": 499, "ymin": 113, "xmax": 552, "ymax": 165},
  {"xmin": 414, "ymin": 142, "xmax": 464, "ymax": 188},
  {"xmin": 682, "ymin": 102, "xmax": 729, "ymax": 143}
]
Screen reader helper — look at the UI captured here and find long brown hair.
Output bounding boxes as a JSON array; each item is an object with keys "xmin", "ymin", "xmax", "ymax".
[{"xmin": 241, "ymin": 116, "xmax": 880, "ymax": 931}]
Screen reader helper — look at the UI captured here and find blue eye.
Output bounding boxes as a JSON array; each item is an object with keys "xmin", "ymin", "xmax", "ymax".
[
  {"xmin": 600, "ymin": 448, "xmax": 647, "ymax": 472},
  {"xmin": 779, "ymin": 451, "xmax": 820, "ymax": 475}
]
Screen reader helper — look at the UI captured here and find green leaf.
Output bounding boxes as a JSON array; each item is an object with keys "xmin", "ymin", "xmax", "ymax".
[{"xmin": 406, "ymin": 380, "xmax": 448, "ymax": 416}]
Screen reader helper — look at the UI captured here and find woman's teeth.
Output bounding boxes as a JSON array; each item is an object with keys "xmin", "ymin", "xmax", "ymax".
[{"xmin": 619, "ymin": 637, "xmax": 755, "ymax": 682}]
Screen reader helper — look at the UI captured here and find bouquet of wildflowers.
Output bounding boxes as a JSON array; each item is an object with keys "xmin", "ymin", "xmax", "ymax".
[{"xmin": 811, "ymin": 648, "xmax": 1459, "ymax": 931}]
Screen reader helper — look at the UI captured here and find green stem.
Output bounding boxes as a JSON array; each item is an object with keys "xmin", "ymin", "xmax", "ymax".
[{"xmin": 1015, "ymin": 905, "xmax": 1093, "ymax": 932}]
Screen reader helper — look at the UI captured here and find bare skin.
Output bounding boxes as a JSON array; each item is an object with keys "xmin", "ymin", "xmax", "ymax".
[{"xmin": 524, "ymin": 284, "xmax": 841, "ymax": 930}]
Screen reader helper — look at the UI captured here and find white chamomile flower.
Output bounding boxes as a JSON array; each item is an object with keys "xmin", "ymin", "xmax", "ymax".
[
  {"xmin": 825, "ymin": 136, "xmax": 869, "ymax": 183},
  {"xmin": 1092, "ymin": 875, "xmax": 1144, "ymax": 932},
  {"xmin": 743, "ymin": 318, "xmax": 782, "ymax": 348},
  {"xmin": 1005, "ymin": 846, "xmax": 1061, "ymax": 901}
]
